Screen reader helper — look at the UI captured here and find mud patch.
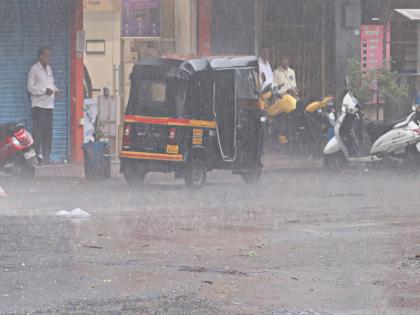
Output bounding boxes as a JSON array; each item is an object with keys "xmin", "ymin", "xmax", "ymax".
[
  {"xmin": 179, "ymin": 265, "xmax": 249, "ymax": 277},
  {"xmin": 400, "ymin": 256, "xmax": 420, "ymax": 272}
]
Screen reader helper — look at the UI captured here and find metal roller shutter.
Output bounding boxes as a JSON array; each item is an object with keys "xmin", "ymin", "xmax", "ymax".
[{"xmin": 0, "ymin": 0, "xmax": 70, "ymax": 161}]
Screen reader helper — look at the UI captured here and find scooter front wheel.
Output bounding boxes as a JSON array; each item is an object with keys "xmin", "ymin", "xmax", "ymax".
[
  {"xmin": 17, "ymin": 161, "xmax": 35, "ymax": 180},
  {"xmin": 323, "ymin": 152, "xmax": 346, "ymax": 173}
]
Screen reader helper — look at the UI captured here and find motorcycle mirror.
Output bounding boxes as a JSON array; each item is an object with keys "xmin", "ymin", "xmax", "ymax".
[
  {"xmin": 16, "ymin": 119, "xmax": 27, "ymax": 127},
  {"xmin": 412, "ymin": 104, "xmax": 420, "ymax": 112},
  {"xmin": 257, "ymin": 83, "xmax": 273, "ymax": 96}
]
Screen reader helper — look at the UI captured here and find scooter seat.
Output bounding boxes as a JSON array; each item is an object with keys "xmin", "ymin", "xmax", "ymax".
[
  {"xmin": 367, "ymin": 118, "xmax": 405, "ymax": 143},
  {"xmin": 0, "ymin": 120, "xmax": 26, "ymax": 137}
]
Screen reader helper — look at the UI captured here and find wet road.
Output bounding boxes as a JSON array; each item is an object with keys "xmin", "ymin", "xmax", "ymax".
[{"xmin": 1, "ymin": 169, "xmax": 420, "ymax": 314}]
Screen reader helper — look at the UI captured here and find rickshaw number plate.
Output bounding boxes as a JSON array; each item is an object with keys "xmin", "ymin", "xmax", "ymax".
[
  {"xmin": 166, "ymin": 145, "xmax": 179, "ymax": 154},
  {"xmin": 192, "ymin": 137, "xmax": 203, "ymax": 145},
  {"xmin": 193, "ymin": 129, "xmax": 203, "ymax": 136}
]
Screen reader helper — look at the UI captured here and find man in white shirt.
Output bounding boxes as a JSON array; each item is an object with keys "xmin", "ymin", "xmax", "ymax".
[
  {"xmin": 273, "ymin": 55, "xmax": 298, "ymax": 97},
  {"xmin": 27, "ymin": 47, "xmax": 59, "ymax": 164},
  {"xmin": 258, "ymin": 46, "xmax": 274, "ymax": 89}
]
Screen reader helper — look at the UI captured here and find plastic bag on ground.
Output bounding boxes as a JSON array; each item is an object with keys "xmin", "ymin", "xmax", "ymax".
[
  {"xmin": 0, "ymin": 186, "xmax": 7, "ymax": 198},
  {"xmin": 56, "ymin": 208, "xmax": 91, "ymax": 218}
]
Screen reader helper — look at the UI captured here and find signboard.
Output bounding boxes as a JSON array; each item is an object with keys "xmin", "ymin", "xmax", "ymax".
[
  {"xmin": 360, "ymin": 24, "xmax": 390, "ymax": 70},
  {"xmin": 122, "ymin": 0, "xmax": 160, "ymax": 38},
  {"xmin": 83, "ymin": 0, "xmax": 117, "ymax": 11},
  {"xmin": 360, "ymin": 24, "xmax": 391, "ymax": 105}
]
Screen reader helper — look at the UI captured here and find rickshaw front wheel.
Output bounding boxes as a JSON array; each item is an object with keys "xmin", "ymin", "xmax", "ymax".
[
  {"xmin": 241, "ymin": 167, "xmax": 262, "ymax": 185},
  {"xmin": 184, "ymin": 159, "xmax": 207, "ymax": 189}
]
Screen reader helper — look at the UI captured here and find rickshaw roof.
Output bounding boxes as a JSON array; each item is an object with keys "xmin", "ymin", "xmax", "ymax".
[{"xmin": 132, "ymin": 56, "xmax": 258, "ymax": 80}]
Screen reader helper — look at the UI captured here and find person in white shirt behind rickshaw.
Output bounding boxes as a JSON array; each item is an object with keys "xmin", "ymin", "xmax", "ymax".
[{"xmin": 258, "ymin": 45, "xmax": 274, "ymax": 90}]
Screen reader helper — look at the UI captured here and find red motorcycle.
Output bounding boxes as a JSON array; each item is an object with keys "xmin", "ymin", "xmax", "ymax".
[{"xmin": 0, "ymin": 120, "xmax": 37, "ymax": 179}]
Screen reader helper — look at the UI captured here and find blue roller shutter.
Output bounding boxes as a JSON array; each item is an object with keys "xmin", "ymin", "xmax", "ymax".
[{"xmin": 0, "ymin": 0, "xmax": 70, "ymax": 161}]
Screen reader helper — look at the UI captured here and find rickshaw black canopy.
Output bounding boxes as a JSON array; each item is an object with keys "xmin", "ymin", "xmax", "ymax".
[
  {"xmin": 126, "ymin": 56, "xmax": 259, "ymax": 118},
  {"xmin": 130, "ymin": 56, "xmax": 258, "ymax": 81}
]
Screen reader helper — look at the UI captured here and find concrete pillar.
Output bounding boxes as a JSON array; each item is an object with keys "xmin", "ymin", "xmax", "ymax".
[
  {"xmin": 334, "ymin": 0, "xmax": 361, "ymax": 99},
  {"xmin": 198, "ymin": 0, "xmax": 211, "ymax": 55},
  {"xmin": 175, "ymin": 0, "xmax": 198, "ymax": 54}
]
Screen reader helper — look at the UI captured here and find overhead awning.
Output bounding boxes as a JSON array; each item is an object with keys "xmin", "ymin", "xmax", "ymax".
[{"xmin": 394, "ymin": 9, "xmax": 420, "ymax": 21}]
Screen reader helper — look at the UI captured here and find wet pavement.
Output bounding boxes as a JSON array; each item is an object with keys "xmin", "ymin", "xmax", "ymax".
[{"xmin": 1, "ymin": 169, "xmax": 420, "ymax": 314}]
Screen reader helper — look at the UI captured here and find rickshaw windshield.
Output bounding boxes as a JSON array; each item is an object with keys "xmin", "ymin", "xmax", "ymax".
[{"xmin": 127, "ymin": 76, "xmax": 188, "ymax": 117}]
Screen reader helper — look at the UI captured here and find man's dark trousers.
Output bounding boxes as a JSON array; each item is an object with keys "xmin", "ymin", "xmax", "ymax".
[{"xmin": 32, "ymin": 107, "xmax": 53, "ymax": 162}]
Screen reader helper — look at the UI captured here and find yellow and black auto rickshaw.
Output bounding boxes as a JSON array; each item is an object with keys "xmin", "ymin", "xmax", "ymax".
[{"xmin": 119, "ymin": 56, "xmax": 265, "ymax": 188}]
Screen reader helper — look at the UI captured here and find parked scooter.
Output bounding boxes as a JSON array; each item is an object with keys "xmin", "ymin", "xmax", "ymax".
[
  {"xmin": 0, "ymin": 119, "xmax": 37, "ymax": 178},
  {"xmin": 323, "ymin": 92, "xmax": 420, "ymax": 170}
]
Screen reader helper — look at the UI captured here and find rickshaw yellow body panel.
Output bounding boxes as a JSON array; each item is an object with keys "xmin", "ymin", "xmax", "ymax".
[
  {"xmin": 124, "ymin": 115, "xmax": 217, "ymax": 128},
  {"xmin": 120, "ymin": 151, "xmax": 184, "ymax": 161},
  {"xmin": 120, "ymin": 115, "xmax": 216, "ymax": 162},
  {"xmin": 266, "ymin": 93, "xmax": 297, "ymax": 117}
]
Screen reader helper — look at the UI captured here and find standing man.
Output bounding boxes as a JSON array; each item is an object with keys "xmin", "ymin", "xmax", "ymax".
[
  {"xmin": 273, "ymin": 55, "xmax": 298, "ymax": 97},
  {"xmin": 27, "ymin": 47, "xmax": 58, "ymax": 164},
  {"xmin": 258, "ymin": 45, "xmax": 274, "ymax": 89}
]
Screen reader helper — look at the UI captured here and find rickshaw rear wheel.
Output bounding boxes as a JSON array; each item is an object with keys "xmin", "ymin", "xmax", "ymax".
[
  {"xmin": 184, "ymin": 159, "xmax": 207, "ymax": 189},
  {"xmin": 241, "ymin": 167, "xmax": 262, "ymax": 184},
  {"xmin": 124, "ymin": 170, "xmax": 146, "ymax": 185},
  {"xmin": 123, "ymin": 163, "xmax": 147, "ymax": 186}
]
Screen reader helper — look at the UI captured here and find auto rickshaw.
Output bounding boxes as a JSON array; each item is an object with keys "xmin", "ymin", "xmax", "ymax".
[{"xmin": 119, "ymin": 56, "xmax": 265, "ymax": 188}]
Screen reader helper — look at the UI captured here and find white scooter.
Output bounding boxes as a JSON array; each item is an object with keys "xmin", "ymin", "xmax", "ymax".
[{"xmin": 323, "ymin": 92, "xmax": 420, "ymax": 170}]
